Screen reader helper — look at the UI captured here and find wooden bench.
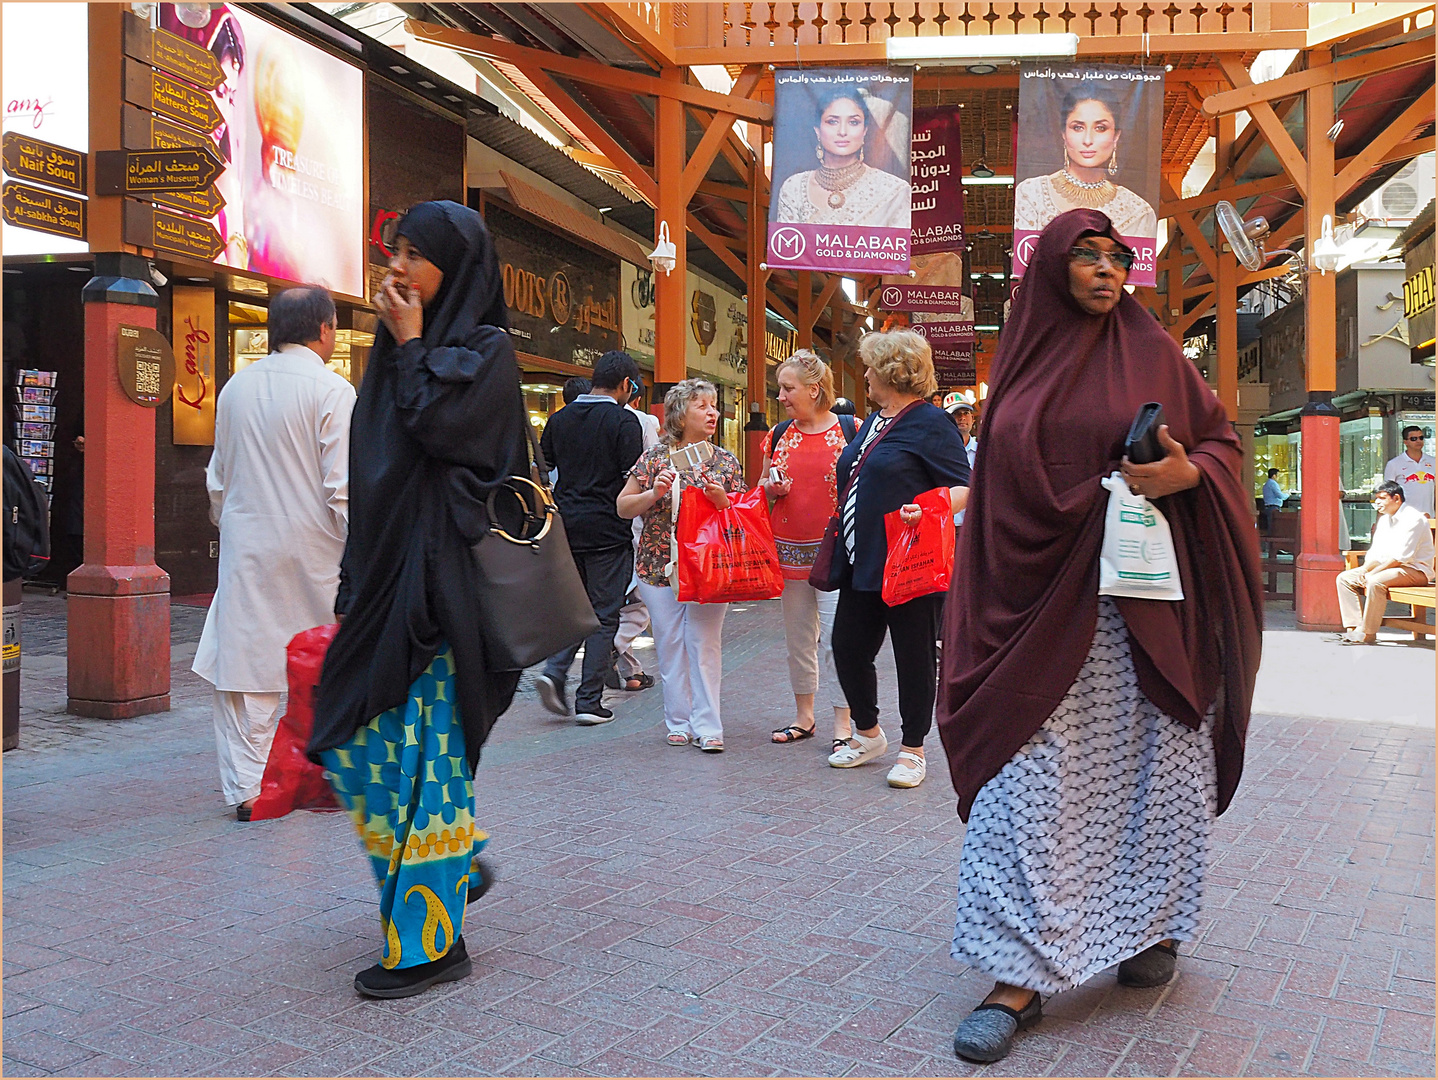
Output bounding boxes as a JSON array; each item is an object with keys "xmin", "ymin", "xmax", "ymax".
[{"xmin": 1342, "ymin": 520, "xmax": 1436, "ymax": 641}]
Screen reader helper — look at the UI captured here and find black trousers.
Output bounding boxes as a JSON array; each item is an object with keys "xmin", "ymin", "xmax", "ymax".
[
  {"xmin": 543, "ymin": 544, "xmax": 633, "ymax": 711},
  {"xmin": 831, "ymin": 588, "xmax": 943, "ymax": 748}
]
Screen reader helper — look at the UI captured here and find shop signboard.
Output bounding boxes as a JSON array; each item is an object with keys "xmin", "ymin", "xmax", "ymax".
[
  {"xmin": 768, "ymin": 67, "xmax": 913, "ymax": 274},
  {"xmin": 1, "ymin": 180, "xmax": 85, "ymax": 241},
  {"xmin": 171, "ymin": 286, "xmax": 217, "ymax": 445},
  {"xmin": 1013, "ymin": 63, "xmax": 1163, "ymax": 286},
  {"xmin": 96, "ymin": 147, "xmax": 224, "ymax": 196},
  {"xmin": 1, "ymin": 132, "xmax": 85, "ymax": 195},
  {"xmin": 124, "ymin": 200, "xmax": 225, "ymax": 262},
  {"xmin": 910, "ymin": 106, "xmax": 964, "ymax": 255},
  {"xmin": 486, "ymin": 203, "xmax": 620, "ymax": 368},
  {"xmin": 1, "ymin": 2, "xmax": 89, "ymax": 254},
  {"xmin": 930, "ymin": 343, "xmax": 976, "ymax": 387},
  {"xmin": 878, "ymin": 283, "xmax": 969, "ymax": 314},
  {"xmin": 114, "ymin": 5, "xmax": 366, "ymax": 296},
  {"xmin": 116, "ymin": 325, "xmax": 176, "ymax": 408}
]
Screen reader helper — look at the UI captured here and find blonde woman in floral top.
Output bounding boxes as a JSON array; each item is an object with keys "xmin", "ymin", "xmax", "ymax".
[
  {"xmin": 760, "ymin": 351, "xmax": 856, "ymax": 753},
  {"xmin": 617, "ymin": 379, "xmax": 744, "ymax": 752}
]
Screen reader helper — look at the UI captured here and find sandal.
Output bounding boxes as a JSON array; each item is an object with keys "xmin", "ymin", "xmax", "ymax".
[
  {"xmin": 666, "ymin": 732, "xmax": 692, "ymax": 746},
  {"xmin": 624, "ymin": 672, "xmax": 656, "ymax": 691},
  {"xmin": 828, "ymin": 729, "xmax": 888, "ymax": 768},
  {"xmin": 771, "ymin": 723, "xmax": 816, "ymax": 744},
  {"xmin": 697, "ymin": 736, "xmax": 724, "ymax": 753}
]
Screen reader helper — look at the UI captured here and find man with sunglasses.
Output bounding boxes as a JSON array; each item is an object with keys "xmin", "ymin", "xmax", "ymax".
[
  {"xmin": 1383, "ymin": 426, "xmax": 1435, "ymax": 517},
  {"xmin": 534, "ymin": 351, "xmax": 646, "ymax": 724}
]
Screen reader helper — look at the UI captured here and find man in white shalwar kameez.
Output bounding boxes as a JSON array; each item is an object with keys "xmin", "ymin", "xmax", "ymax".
[{"xmin": 193, "ymin": 287, "xmax": 356, "ymax": 820}]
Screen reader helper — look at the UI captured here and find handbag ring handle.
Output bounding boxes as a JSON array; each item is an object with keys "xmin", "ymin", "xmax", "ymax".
[{"xmin": 486, "ymin": 475, "xmax": 555, "ymax": 547}]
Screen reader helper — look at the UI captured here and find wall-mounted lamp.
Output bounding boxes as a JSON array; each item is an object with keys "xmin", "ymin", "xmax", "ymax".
[
  {"xmin": 1311, "ymin": 214, "xmax": 1342, "ymax": 274},
  {"xmin": 647, "ymin": 221, "xmax": 677, "ymax": 275}
]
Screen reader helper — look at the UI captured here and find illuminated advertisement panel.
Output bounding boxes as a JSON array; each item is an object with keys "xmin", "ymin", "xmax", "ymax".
[{"xmin": 156, "ymin": 4, "xmax": 364, "ymax": 296}]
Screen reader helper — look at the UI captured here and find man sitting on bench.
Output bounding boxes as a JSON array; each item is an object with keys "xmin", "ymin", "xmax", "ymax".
[{"xmin": 1336, "ymin": 481, "xmax": 1436, "ymax": 645}]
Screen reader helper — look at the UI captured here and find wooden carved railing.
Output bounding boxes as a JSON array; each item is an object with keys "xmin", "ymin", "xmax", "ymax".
[{"xmin": 671, "ymin": 2, "xmax": 1320, "ymax": 53}]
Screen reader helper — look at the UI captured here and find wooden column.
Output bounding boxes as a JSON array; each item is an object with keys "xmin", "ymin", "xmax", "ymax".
[
  {"xmin": 745, "ymin": 125, "xmax": 769, "ymax": 484},
  {"xmin": 653, "ymin": 68, "xmax": 687, "ymax": 387},
  {"xmin": 1295, "ymin": 55, "xmax": 1344, "ymax": 632},
  {"xmin": 1215, "ymin": 114, "xmax": 1239, "ymax": 421}
]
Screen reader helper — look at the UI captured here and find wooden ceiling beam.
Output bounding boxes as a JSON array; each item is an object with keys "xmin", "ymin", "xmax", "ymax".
[
  {"xmin": 1216, "ymin": 56, "xmax": 1310, "ymax": 199},
  {"xmin": 1334, "ymin": 91, "xmax": 1436, "ymax": 195}
]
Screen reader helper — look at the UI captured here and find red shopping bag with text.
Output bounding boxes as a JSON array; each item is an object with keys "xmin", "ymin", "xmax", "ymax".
[
  {"xmin": 676, "ymin": 484, "xmax": 785, "ymax": 603},
  {"xmin": 881, "ymin": 487, "xmax": 955, "ymax": 607},
  {"xmin": 250, "ymin": 624, "xmax": 343, "ymax": 820}
]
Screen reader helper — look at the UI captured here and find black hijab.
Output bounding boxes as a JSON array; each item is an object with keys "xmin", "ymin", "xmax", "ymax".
[{"xmin": 311, "ymin": 201, "xmax": 528, "ymax": 767}]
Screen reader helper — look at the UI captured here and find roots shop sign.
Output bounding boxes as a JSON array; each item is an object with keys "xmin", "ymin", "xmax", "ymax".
[{"xmin": 485, "ymin": 203, "xmax": 620, "ymax": 368}]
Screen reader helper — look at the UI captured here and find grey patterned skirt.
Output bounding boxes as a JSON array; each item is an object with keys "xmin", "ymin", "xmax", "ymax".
[{"xmin": 950, "ymin": 598, "xmax": 1217, "ymax": 996}]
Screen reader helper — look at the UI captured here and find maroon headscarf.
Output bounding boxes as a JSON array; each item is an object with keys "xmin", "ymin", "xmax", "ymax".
[{"xmin": 937, "ymin": 208, "xmax": 1263, "ymax": 820}]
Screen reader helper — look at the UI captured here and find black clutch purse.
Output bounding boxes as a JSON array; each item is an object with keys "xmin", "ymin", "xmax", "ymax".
[
  {"xmin": 1124, "ymin": 402, "xmax": 1167, "ymax": 465},
  {"xmin": 470, "ymin": 425, "xmax": 599, "ymax": 671}
]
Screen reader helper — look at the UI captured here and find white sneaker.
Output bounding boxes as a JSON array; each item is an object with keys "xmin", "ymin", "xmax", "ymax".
[
  {"xmin": 886, "ymin": 750, "xmax": 926, "ymax": 788},
  {"xmin": 829, "ymin": 729, "xmax": 888, "ymax": 768}
]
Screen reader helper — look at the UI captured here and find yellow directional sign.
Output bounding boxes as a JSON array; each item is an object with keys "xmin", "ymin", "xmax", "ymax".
[
  {"xmin": 2, "ymin": 180, "xmax": 86, "ymax": 241},
  {"xmin": 1, "ymin": 132, "xmax": 86, "ymax": 195}
]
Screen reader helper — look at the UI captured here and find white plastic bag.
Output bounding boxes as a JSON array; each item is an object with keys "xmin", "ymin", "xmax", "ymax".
[{"xmin": 1098, "ymin": 472, "xmax": 1184, "ymax": 601}]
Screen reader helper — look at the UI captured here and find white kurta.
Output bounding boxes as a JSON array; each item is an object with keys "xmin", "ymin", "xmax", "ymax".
[{"xmin": 193, "ymin": 344, "xmax": 356, "ymax": 693}]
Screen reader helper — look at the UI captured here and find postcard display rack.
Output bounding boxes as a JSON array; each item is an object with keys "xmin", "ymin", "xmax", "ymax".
[{"xmin": 14, "ymin": 369, "xmax": 59, "ymax": 494}]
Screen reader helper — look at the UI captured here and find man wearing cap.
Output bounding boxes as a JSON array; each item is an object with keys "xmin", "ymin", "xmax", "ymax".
[{"xmin": 945, "ymin": 398, "xmax": 978, "ymax": 524}]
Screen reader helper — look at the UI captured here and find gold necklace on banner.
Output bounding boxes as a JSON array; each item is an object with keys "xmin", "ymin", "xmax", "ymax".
[
  {"xmin": 1053, "ymin": 168, "xmax": 1117, "ymax": 209},
  {"xmin": 816, "ymin": 160, "xmax": 866, "ymax": 209}
]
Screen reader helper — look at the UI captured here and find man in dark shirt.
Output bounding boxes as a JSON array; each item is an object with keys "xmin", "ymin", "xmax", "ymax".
[{"xmin": 534, "ymin": 351, "xmax": 645, "ymax": 724}]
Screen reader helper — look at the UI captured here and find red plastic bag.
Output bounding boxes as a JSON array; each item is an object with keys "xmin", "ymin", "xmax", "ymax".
[
  {"xmin": 881, "ymin": 487, "xmax": 956, "ymax": 607},
  {"xmin": 676, "ymin": 484, "xmax": 785, "ymax": 604},
  {"xmin": 249, "ymin": 623, "xmax": 343, "ymax": 820}
]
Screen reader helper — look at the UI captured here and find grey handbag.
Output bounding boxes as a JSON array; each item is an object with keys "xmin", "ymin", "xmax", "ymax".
[{"xmin": 471, "ymin": 424, "xmax": 599, "ymax": 671}]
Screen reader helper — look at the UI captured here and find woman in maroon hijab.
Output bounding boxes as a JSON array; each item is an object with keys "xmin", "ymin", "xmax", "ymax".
[{"xmin": 938, "ymin": 209, "xmax": 1262, "ymax": 1063}]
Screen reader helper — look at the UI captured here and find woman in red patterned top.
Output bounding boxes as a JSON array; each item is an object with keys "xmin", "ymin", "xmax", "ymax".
[{"xmin": 761, "ymin": 351, "xmax": 857, "ymax": 752}]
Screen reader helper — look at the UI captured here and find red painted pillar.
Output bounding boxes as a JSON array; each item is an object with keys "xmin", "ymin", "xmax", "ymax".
[
  {"xmin": 67, "ymin": 253, "xmax": 171, "ymax": 717},
  {"xmin": 1295, "ymin": 403, "xmax": 1345, "ymax": 631}
]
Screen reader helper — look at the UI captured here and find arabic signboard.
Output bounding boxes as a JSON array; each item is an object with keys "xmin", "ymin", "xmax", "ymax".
[
  {"xmin": 1, "ymin": 180, "xmax": 85, "ymax": 241},
  {"xmin": 1, "ymin": 132, "xmax": 85, "ymax": 195},
  {"xmin": 124, "ymin": 61, "xmax": 223, "ymax": 137},
  {"xmin": 910, "ymin": 106, "xmax": 964, "ymax": 255},
  {"xmin": 484, "ymin": 202, "xmax": 620, "ymax": 368},
  {"xmin": 153, "ymin": 184, "xmax": 225, "ymax": 218},
  {"xmin": 117, "ymin": 325, "xmax": 176, "ymax": 408},
  {"xmin": 122, "ymin": 12, "xmax": 226, "ymax": 91},
  {"xmin": 122, "ymin": 104, "xmax": 214, "ymax": 153},
  {"xmin": 123, "ymin": 199, "xmax": 224, "ymax": 262},
  {"xmin": 97, "ymin": 148, "xmax": 223, "ymax": 195}
]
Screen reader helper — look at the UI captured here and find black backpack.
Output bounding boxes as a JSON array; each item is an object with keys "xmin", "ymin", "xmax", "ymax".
[
  {"xmin": 4, "ymin": 445, "xmax": 50, "ymax": 582},
  {"xmin": 771, "ymin": 413, "xmax": 858, "ymax": 448}
]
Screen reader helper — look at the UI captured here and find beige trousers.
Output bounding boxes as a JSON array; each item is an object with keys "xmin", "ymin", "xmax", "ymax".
[
  {"xmin": 1336, "ymin": 566, "xmax": 1431, "ymax": 638},
  {"xmin": 213, "ymin": 689, "xmax": 284, "ymax": 806}
]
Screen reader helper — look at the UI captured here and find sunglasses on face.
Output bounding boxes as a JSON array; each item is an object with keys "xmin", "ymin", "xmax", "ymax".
[
  {"xmin": 1069, "ymin": 246, "xmax": 1135, "ymax": 271},
  {"xmin": 1406, "ymin": 435, "xmax": 1425, "ymax": 442}
]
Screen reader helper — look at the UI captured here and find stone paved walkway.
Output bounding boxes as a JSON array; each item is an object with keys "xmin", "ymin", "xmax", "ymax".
[{"xmin": 2, "ymin": 592, "xmax": 1433, "ymax": 1077}]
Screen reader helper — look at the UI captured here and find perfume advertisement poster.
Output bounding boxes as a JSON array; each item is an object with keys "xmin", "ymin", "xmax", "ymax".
[
  {"xmin": 910, "ymin": 106, "xmax": 964, "ymax": 255},
  {"xmin": 158, "ymin": 4, "xmax": 364, "ymax": 297},
  {"xmin": 1013, "ymin": 63, "xmax": 1162, "ymax": 286},
  {"xmin": 768, "ymin": 67, "xmax": 912, "ymax": 274}
]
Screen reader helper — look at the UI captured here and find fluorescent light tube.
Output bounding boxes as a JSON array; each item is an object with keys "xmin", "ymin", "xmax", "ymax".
[{"xmin": 887, "ymin": 33, "xmax": 1079, "ymax": 63}]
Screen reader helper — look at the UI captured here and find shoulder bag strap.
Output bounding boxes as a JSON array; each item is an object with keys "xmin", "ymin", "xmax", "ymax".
[
  {"xmin": 770, "ymin": 419, "xmax": 793, "ymax": 450},
  {"xmin": 835, "ymin": 400, "xmax": 921, "ymax": 505},
  {"xmin": 838, "ymin": 414, "xmax": 858, "ymax": 443}
]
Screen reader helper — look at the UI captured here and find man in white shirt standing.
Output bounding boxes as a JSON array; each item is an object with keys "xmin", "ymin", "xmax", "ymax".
[
  {"xmin": 193, "ymin": 287, "xmax": 356, "ymax": 820},
  {"xmin": 1335, "ymin": 480, "xmax": 1435, "ymax": 645},
  {"xmin": 945, "ymin": 398, "xmax": 978, "ymax": 525},
  {"xmin": 1260, "ymin": 468, "xmax": 1286, "ymax": 533},
  {"xmin": 1383, "ymin": 425, "xmax": 1435, "ymax": 517}
]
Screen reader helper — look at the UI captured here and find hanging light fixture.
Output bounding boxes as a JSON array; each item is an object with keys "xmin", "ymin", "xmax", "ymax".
[{"xmin": 647, "ymin": 221, "xmax": 677, "ymax": 275}]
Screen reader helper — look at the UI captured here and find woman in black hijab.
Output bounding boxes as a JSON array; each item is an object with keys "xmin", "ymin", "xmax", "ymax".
[{"xmin": 310, "ymin": 201, "xmax": 527, "ymax": 999}]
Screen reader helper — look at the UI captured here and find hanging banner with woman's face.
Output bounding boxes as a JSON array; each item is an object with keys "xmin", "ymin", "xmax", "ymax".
[
  {"xmin": 911, "ymin": 105, "xmax": 963, "ymax": 256},
  {"xmin": 1013, "ymin": 63, "xmax": 1163, "ymax": 286},
  {"xmin": 768, "ymin": 67, "xmax": 912, "ymax": 274}
]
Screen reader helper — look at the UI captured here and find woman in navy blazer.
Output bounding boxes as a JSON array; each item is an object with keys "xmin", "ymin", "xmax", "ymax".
[{"xmin": 828, "ymin": 330, "xmax": 970, "ymax": 789}]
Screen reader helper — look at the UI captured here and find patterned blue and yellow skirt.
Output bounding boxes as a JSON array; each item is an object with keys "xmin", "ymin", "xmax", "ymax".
[{"xmin": 321, "ymin": 647, "xmax": 488, "ymax": 970}]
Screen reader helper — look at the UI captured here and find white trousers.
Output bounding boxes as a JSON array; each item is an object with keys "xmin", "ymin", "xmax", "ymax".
[
  {"xmin": 780, "ymin": 578, "xmax": 847, "ymax": 708},
  {"xmin": 638, "ymin": 582, "xmax": 727, "ymax": 740},
  {"xmin": 212, "ymin": 689, "xmax": 283, "ymax": 806},
  {"xmin": 613, "ymin": 593, "xmax": 651, "ymax": 678}
]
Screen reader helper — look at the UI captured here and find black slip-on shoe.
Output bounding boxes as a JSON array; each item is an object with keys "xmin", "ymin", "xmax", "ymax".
[
  {"xmin": 1117, "ymin": 940, "xmax": 1178, "ymax": 987},
  {"xmin": 235, "ymin": 804, "xmax": 253, "ymax": 822},
  {"xmin": 354, "ymin": 936, "xmax": 471, "ymax": 999},
  {"xmin": 952, "ymin": 993, "xmax": 1043, "ymax": 1063}
]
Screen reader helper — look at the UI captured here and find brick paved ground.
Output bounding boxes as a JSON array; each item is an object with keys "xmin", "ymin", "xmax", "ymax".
[{"xmin": 2, "ymin": 592, "xmax": 1433, "ymax": 1077}]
